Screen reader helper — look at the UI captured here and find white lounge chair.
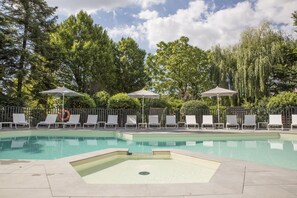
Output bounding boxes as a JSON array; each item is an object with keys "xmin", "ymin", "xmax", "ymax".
[
  {"xmin": 165, "ymin": 115, "xmax": 177, "ymax": 128},
  {"xmin": 267, "ymin": 114, "xmax": 283, "ymax": 130},
  {"xmin": 242, "ymin": 115, "xmax": 256, "ymax": 130},
  {"xmin": 63, "ymin": 115, "xmax": 81, "ymax": 128},
  {"xmin": 36, "ymin": 114, "xmax": 57, "ymax": 129},
  {"xmin": 226, "ymin": 115, "xmax": 239, "ymax": 129},
  {"xmin": 13, "ymin": 113, "xmax": 30, "ymax": 129},
  {"xmin": 104, "ymin": 115, "xmax": 118, "ymax": 129},
  {"xmin": 125, "ymin": 115, "xmax": 137, "ymax": 129},
  {"xmin": 291, "ymin": 114, "xmax": 297, "ymax": 130},
  {"xmin": 83, "ymin": 115, "xmax": 98, "ymax": 128},
  {"xmin": 185, "ymin": 115, "xmax": 199, "ymax": 128},
  {"xmin": 201, "ymin": 115, "xmax": 214, "ymax": 129},
  {"xmin": 148, "ymin": 115, "xmax": 161, "ymax": 128}
]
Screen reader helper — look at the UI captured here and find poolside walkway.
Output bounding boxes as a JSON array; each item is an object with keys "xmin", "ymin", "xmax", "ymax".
[{"xmin": 0, "ymin": 146, "xmax": 297, "ymax": 198}]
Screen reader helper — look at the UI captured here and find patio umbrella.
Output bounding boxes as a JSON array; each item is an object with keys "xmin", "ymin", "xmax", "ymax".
[
  {"xmin": 40, "ymin": 87, "xmax": 82, "ymax": 122},
  {"xmin": 201, "ymin": 86, "xmax": 237, "ymax": 123},
  {"xmin": 128, "ymin": 89, "xmax": 160, "ymax": 123}
]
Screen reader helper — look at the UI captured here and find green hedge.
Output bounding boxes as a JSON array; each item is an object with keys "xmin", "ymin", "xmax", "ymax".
[
  {"xmin": 93, "ymin": 91, "xmax": 110, "ymax": 108},
  {"xmin": 267, "ymin": 91, "xmax": 297, "ymax": 110},
  {"xmin": 65, "ymin": 93, "xmax": 96, "ymax": 108},
  {"xmin": 180, "ymin": 100, "xmax": 209, "ymax": 115},
  {"xmin": 108, "ymin": 93, "xmax": 141, "ymax": 109}
]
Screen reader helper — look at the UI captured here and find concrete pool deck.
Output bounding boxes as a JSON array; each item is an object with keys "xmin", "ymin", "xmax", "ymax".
[{"xmin": 0, "ymin": 129, "xmax": 297, "ymax": 197}]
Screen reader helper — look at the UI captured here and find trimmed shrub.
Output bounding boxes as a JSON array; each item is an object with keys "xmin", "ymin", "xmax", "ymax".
[
  {"xmin": 93, "ymin": 91, "xmax": 110, "ymax": 108},
  {"xmin": 180, "ymin": 100, "xmax": 209, "ymax": 115},
  {"xmin": 65, "ymin": 93, "xmax": 96, "ymax": 108},
  {"xmin": 168, "ymin": 98, "xmax": 183, "ymax": 110},
  {"xmin": 267, "ymin": 91, "xmax": 297, "ymax": 110},
  {"xmin": 145, "ymin": 98, "xmax": 170, "ymax": 109},
  {"xmin": 108, "ymin": 93, "xmax": 141, "ymax": 109}
]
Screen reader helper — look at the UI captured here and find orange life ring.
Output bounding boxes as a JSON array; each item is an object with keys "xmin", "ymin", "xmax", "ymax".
[{"xmin": 58, "ymin": 110, "xmax": 70, "ymax": 122}]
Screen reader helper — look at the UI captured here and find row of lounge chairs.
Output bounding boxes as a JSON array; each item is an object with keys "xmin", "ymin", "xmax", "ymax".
[{"xmin": 1, "ymin": 113, "xmax": 295, "ymax": 130}]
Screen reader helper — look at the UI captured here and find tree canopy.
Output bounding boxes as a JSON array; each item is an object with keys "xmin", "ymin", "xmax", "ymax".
[
  {"xmin": 146, "ymin": 36, "xmax": 210, "ymax": 101},
  {"xmin": 0, "ymin": 1, "xmax": 296, "ymax": 109},
  {"xmin": 50, "ymin": 11, "xmax": 115, "ymax": 95},
  {"xmin": 0, "ymin": 0, "xmax": 57, "ymax": 106},
  {"xmin": 113, "ymin": 37, "xmax": 147, "ymax": 93}
]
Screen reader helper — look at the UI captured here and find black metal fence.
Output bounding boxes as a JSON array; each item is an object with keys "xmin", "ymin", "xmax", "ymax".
[{"xmin": 1, "ymin": 106, "xmax": 297, "ymax": 128}]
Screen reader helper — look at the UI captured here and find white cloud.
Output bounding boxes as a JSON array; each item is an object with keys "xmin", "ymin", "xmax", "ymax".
[
  {"xmin": 48, "ymin": 0, "xmax": 296, "ymax": 50},
  {"xmin": 108, "ymin": 0, "xmax": 296, "ymax": 50},
  {"xmin": 137, "ymin": 10, "xmax": 159, "ymax": 20},
  {"xmin": 46, "ymin": 0, "xmax": 166, "ymax": 15},
  {"xmin": 137, "ymin": 0, "xmax": 166, "ymax": 9},
  {"xmin": 107, "ymin": 25, "xmax": 146, "ymax": 41}
]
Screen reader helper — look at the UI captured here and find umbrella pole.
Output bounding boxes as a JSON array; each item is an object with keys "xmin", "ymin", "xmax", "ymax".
[
  {"xmin": 62, "ymin": 93, "xmax": 65, "ymax": 122},
  {"xmin": 217, "ymin": 94, "xmax": 220, "ymax": 123},
  {"xmin": 142, "ymin": 97, "xmax": 144, "ymax": 123}
]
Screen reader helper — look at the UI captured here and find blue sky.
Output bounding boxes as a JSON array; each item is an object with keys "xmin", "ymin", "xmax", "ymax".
[{"xmin": 46, "ymin": 0, "xmax": 296, "ymax": 53}]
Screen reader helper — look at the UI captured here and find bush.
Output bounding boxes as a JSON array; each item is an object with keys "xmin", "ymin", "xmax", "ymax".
[
  {"xmin": 93, "ymin": 91, "xmax": 110, "ymax": 108},
  {"xmin": 145, "ymin": 98, "xmax": 170, "ymax": 109},
  {"xmin": 180, "ymin": 100, "xmax": 209, "ymax": 115},
  {"xmin": 108, "ymin": 93, "xmax": 141, "ymax": 109},
  {"xmin": 267, "ymin": 91, "xmax": 297, "ymax": 110},
  {"xmin": 65, "ymin": 93, "xmax": 96, "ymax": 108}
]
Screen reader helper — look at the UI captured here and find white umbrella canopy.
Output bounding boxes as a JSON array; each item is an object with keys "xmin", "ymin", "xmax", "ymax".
[
  {"xmin": 201, "ymin": 86, "xmax": 237, "ymax": 122},
  {"xmin": 128, "ymin": 89, "xmax": 160, "ymax": 123},
  {"xmin": 40, "ymin": 87, "xmax": 83, "ymax": 121}
]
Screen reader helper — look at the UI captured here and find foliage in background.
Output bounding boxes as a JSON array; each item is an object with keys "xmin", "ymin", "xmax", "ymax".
[
  {"xmin": 93, "ymin": 91, "xmax": 110, "ymax": 108},
  {"xmin": 65, "ymin": 93, "xmax": 96, "ymax": 108},
  {"xmin": 146, "ymin": 36, "xmax": 210, "ymax": 100},
  {"xmin": 145, "ymin": 98, "xmax": 170, "ymax": 109},
  {"xmin": 267, "ymin": 92, "xmax": 297, "ymax": 110},
  {"xmin": 0, "ymin": 2, "xmax": 297, "ymax": 109},
  {"xmin": 234, "ymin": 23, "xmax": 297, "ymax": 103},
  {"xmin": 180, "ymin": 100, "xmax": 209, "ymax": 115},
  {"xmin": 113, "ymin": 37, "xmax": 147, "ymax": 93},
  {"xmin": 209, "ymin": 46, "xmax": 237, "ymax": 105},
  {"xmin": 50, "ymin": 11, "xmax": 115, "ymax": 95},
  {"xmin": 0, "ymin": 0, "xmax": 57, "ymax": 106},
  {"xmin": 293, "ymin": 11, "xmax": 297, "ymax": 29},
  {"xmin": 108, "ymin": 93, "xmax": 141, "ymax": 109}
]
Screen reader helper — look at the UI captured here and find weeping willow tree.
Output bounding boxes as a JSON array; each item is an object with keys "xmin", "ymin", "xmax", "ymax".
[
  {"xmin": 210, "ymin": 45, "xmax": 237, "ymax": 89},
  {"xmin": 234, "ymin": 23, "xmax": 285, "ymax": 103},
  {"xmin": 209, "ymin": 45, "xmax": 238, "ymax": 105}
]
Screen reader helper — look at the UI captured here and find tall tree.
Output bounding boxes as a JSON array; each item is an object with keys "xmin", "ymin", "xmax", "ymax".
[
  {"xmin": 146, "ymin": 36, "xmax": 210, "ymax": 100},
  {"xmin": 234, "ymin": 23, "xmax": 282, "ymax": 103},
  {"xmin": 113, "ymin": 37, "xmax": 147, "ymax": 93},
  {"xmin": 210, "ymin": 45, "xmax": 237, "ymax": 90},
  {"xmin": 51, "ymin": 11, "xmax": 115, "ymax": 95},
  {"xmin": 233, "ymin": 22, "xmax": 297, "ymax": 103},
  {"xmin": 0, "ymin": 0, "xmax": 57, "ymax": 106},
  {"xmin": 293, "ymin": 11, "xmax": 297, "ymax": 29},
  {"xmin": 209, "ymin": 45, "xmax": 238, "ymax": 105}
]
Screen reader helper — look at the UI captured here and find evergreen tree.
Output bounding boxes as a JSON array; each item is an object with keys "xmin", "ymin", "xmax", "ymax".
[{"xmin": 0, "ymin": 0, "xmax": 57, "ymax": 106}]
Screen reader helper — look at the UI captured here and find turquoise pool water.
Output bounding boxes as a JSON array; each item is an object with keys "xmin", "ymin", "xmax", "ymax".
[{"xmin": 0, "ymin": 134, "xmax": 297, "ymax": 170}]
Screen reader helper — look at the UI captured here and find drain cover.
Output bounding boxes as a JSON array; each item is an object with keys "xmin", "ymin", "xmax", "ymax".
[{"xmin": 139, "ymin": 171, "xmax": 150, "ymax": 175}]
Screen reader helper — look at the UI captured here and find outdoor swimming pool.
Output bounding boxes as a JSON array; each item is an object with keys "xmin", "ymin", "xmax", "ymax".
[{"xmin": 0, "ymin": 130, "xmax": 297, "ymax": 170}]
